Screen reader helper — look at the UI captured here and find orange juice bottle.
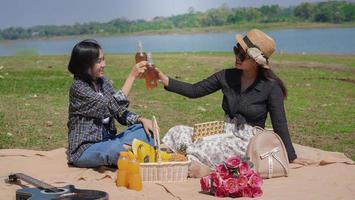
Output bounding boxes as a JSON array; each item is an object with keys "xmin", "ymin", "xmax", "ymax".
[
  {"xmin": 116, "ymin": 152, "xmax": 130, "ymax": 187},
  {"xmin": 135, "ymin": 41, "xmax": 147, "ymax": 79},
  {"xmin": 145, "ymin": 52, "xmax": 159, "ymax": 90},
  {"xmin": 128, "ymin": 159, "xmax": 143, "ymax": 191}
]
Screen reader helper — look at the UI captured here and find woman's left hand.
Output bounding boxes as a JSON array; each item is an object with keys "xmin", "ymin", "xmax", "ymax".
[
  {"xmin": 138, "ymin": 117, "xmax": 157, "ymax": 138},
  {"xmin": 155, "ymin": 67, "xmax": 169, "ymax": 87}
]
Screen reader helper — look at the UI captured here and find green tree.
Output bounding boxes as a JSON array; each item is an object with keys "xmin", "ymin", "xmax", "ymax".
[{"xmin": 294, "ymin": 2, "xmax": 315, "ymax": 20}]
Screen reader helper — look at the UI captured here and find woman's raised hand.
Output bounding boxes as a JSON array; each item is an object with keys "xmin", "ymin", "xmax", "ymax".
[
  {"xmin": 155, "ymin": 67, "xmax": 169, "ymax": 87},
  {"xmin": 121, "ymin": 61, "xmax": 147, "ymax": 96},
  {"xmin": 130, "ymin": 61, "xmax": 147, "ymax": 79}
]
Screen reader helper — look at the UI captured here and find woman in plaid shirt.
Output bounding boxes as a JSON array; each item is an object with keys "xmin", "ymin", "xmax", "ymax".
[{"xmin": 67, "ymin": 39, "xmax": 155, "ymax": 167}]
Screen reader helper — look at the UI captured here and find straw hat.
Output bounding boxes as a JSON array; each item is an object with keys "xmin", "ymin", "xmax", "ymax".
[{"xmin": 235, "ymin": 29, "xmax": 276, "ymax": 68}]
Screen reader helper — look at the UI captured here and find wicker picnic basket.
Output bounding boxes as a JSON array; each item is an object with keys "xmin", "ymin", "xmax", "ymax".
[
  {"xmin": 192, "ymin": 121, "xmax": 225, "ymax": 142},
  {"xmin": 140, "ymin": 116, "xmax": 190, "ymax": 182}
]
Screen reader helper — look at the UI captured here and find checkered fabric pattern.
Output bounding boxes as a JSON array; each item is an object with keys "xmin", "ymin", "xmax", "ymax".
[{"xmin": 67, "ymin": 77, "xmax": 139, "ymax": 163}]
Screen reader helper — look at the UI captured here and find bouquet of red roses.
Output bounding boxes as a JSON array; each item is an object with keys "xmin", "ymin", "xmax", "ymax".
[{"xmin": 200, "ymin": 156, "xmax": 263, "ymax": 198}]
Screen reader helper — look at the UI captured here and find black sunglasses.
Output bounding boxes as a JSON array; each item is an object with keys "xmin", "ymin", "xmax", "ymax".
[{"xmin": 233, "ymin": 44, "xmax": 248, "ymax": 62}]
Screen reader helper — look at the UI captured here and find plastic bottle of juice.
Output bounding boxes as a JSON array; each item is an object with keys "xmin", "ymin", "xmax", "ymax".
[
  {"xmin": 135, "ymin": 41, "xmax": 147, "ymax": 79},
  {"xmin": 145, "ymin": 52, "xmax": 159, "ymax": 90},
  {"xmin": 128, "ymin": 158, "xmax": 143, "ymax": 191},
  {"xmin": 116, "ymin": 151, "xmax": 130, "ymax": 187}
]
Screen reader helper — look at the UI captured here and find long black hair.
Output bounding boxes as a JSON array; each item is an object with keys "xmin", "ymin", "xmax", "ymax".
[
  {"xmin": 259, "ymin": 66, "xmax": 288, "ymax": 98},
  {"xmin": 68, "ymin": 39, "xmax": 101, "ymax": 84}
]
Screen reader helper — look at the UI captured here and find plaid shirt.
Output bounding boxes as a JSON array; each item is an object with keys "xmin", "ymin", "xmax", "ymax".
[{"xmin": 67, "ymin": 76, "xmax": 139, "ymax": 163}]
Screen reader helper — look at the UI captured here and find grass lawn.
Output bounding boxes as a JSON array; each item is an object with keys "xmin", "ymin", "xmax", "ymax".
[{"xmin": 0, "ymin": 52, "xmax": 354, "ymax": 160}]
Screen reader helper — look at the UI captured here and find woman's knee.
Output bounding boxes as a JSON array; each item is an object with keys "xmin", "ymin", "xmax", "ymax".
[
  {"xmin": 76, "ymin": 141, "xmax": 125, "ymax": 167},
  {"xmin": 104, "ymin": 141, "xmax": 127, "ymax": 164},
  {"xmin": 73, "ymin": 151, "xmax": 106, "ymax": 168},
  {"xmin": 123, "ymin": 125, "xmax": 154, "ymax": 146}
]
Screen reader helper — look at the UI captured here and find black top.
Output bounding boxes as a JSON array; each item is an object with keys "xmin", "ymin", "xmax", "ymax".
[{"xmin": 165, "ymin": 68, "xmax": 297, "ymax": 162}]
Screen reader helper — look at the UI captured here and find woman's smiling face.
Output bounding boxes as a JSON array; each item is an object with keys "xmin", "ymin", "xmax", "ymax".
[
  {"xmin": 89, "ymin": 49, "xmax": 105, "ymax": 79},
  {"xmin": 234, "ymin": 44, "xmax": 256, "ymax": 71}
]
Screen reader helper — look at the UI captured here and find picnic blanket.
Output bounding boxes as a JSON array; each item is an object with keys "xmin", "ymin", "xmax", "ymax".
[{"xmin": 0, "ymin": 144, "xmax": 354, "ymax": 200}]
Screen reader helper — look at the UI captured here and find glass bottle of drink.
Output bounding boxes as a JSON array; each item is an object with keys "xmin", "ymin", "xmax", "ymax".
[
  {"xmin": 145, "ymin": 52, "xmax": 159, "ymax": 90},
  {"xmin": 116, "ymin": 151, "xmax": 130, "ymax": 187},
  {"xmin": 135, "ymin": 41, "xmax": 147, "ymax": 79},
  {"xmin": 127, "ymin": 158, "xmax": 143, "ymax": 191}
]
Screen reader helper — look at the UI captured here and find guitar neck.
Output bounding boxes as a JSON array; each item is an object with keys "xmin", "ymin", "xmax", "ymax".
[{"xmin": 13, "ymin": 173, "xmax": 60, "ymax": 192}]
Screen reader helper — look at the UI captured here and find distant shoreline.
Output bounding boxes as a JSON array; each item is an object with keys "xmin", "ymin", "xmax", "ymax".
[{"xmin": 1, "ymin": 22, "xmax": 355, "ymax": 42}]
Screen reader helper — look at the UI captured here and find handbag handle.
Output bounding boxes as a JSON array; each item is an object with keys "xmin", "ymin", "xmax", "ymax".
[
  {"xmin": 152, "ymin": 116, "xmax": 161, "ymax": 163},
  {"xmin": 260, "ymin": 147, "xmax": 288, "ymax": 178}
]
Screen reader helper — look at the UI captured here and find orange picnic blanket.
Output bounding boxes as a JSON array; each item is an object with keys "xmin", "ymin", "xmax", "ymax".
[{"xmin": 0, "ymin": 144, "xmax": 354, "ymax": 200}]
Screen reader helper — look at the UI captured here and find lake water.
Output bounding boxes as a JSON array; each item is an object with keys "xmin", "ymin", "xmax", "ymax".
[{"xmin": 0, "ymin": 27, "xmax": 355, "ymax": 56}]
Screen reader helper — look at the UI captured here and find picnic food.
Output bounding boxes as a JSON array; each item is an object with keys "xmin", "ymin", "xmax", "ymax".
[
  {"xmin": 132, "ymin": 139, "xmax": 189, "ymax": 162},
  {"xmin": 116, "ymin": 152, "xmax": 130, "ymax": 187},
  {"xmin": 168, "ymin": 153, "xmax": 188, "ymax": 162},
  {"xmin": 127, "ymin": 159, "xmax": 142, "ymax": 191},
  {"xmin": 132, "ymin": 139, "xmax": 155, "ymax": 162}
]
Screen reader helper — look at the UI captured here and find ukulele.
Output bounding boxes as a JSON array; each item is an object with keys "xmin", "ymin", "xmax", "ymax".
[{"xmin": 5, "ymin": 173, "xmax": 109, "ymax": 200}]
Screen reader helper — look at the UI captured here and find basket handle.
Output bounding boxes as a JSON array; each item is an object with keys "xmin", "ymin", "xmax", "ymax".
[{"xmin": 152, "ymin": 116, "xmax": 161, "ymax": 163}]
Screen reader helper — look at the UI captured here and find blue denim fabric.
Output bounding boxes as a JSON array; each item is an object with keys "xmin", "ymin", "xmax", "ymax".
[{"xmin": 73, "ymin": 124, "xmax": 154, "ymax": 167}]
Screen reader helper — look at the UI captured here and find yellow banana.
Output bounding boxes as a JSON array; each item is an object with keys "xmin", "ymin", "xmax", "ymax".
[
  {"xmin": 133, "ymin": 139, "xmax": 155, "ymax": 163},
  {"xmin": 131, "ymin": 139, "xmax": 172, "ymax": 163}
]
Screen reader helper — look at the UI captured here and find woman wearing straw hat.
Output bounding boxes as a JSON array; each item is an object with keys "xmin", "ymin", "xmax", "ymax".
[{"xmin": 157, "ymin": 29, "xmax": 311, "ymax": 177}]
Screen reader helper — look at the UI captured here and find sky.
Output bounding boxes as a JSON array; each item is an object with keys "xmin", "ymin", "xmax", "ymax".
[{"xmin": 0, "ymin": 0, "xmax": 331, "ymax": 29}]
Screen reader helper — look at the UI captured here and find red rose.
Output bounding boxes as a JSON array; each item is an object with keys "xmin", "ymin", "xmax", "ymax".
[
  {"xmin": 225, "ymin": 156, "xmax": 241, "ymax": 169},
  {"xmin": 236, "ymin": 175, "xmax": 248, "ymax": 189},
  {"xmin": 224, "ymin": 178, "xmax": 240, "ymax": 194},
  {"xmin": 200, "ymin": 175, "xmax": 211, "ymax": 193},
  {"xmin": 215, "ymin": 164, "xmax": 232, "ymax": 179},
  {"xmin": 242, "ymin": 186, "xmax": 253, "ymax": 198},
  {"xmin": 215, "ymin": 186, "xmax": 229, "ymax": 197},
  {"xmin": 238, "ymin": 162, "xmax": 250, "ymax": 175},
  {"xmin": 252, "ymin": 187, "xmax": 263, "ymax": 198},
  {"xmin": 248, "ymin": 173, "xmax": 263, "ymax": 188},
  {"xmin": 230, "ymin": 191, "xmax": 242, "ymax": 198},
  {"xmin": 210, "ymin": 172, "xmax": 223, "ymax": 188}
]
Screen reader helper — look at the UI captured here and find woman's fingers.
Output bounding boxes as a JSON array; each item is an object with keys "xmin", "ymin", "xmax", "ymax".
[
  {"xmin": 136, "ymin": 61, "xmax": 147, "ymax": 68},
  {"xmin": 145, "ymin": 127, "xmax": 154, "ymax": 138},
  {"xmin": 131, "ymin": 61, "xmax": 147, "ymax": 78},
  {"xmin": 134, "ymin": 61, "xmax": 147, "ymax": 71},
  {"xmin": 155, "ymin": 67, "xmax": 169, "ymax": 86},
  {"xmin": 144, "ymin": 127, "xmax": 150, "ymax": 137},
  {"xmin": 140, "ymin": 118, "xmax": 154, "ymax": 138},
  {"xmin": 292, "ymin": 158, "xmax": 316, "ymax": 166},
  {"xmin": 137, "ymin": 66, "xmax": 147, "ymax": 73}
]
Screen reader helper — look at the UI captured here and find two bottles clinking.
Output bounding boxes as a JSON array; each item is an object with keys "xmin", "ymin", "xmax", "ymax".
[{"xmin": 135, "ymin": 41, "xmax": 159, "ymax": 90}]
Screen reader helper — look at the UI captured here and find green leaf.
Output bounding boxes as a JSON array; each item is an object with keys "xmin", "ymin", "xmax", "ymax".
[{"xmin": 233, "ymin": 171, "xmax": 239, "ymax": 178}]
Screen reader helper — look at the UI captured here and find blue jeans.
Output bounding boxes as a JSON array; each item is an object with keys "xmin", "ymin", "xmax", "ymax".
[{"xmin": 73, "ymin": 124, "xmax": 154, "ymax": 168}]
